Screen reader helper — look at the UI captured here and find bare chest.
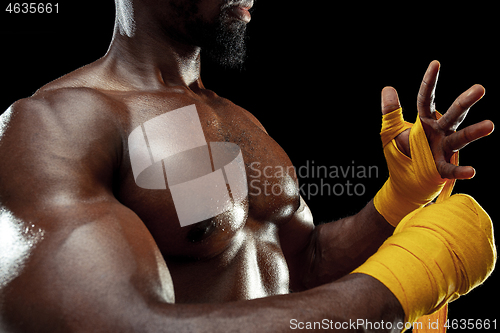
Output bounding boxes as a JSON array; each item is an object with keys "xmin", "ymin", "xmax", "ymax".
[{"xmin": 114, "ymin": 93, "xmax": 300, "ymax": 260}]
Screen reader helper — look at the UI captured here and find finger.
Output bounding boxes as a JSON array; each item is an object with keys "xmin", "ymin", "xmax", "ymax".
[
  {"xmin": 438, "ymin": 84, "xmax": 486, "ymax": 132},
  {"xmin": 381, "ymin": 86, "xmax": 401, "ymax": 115},
  {"xmin": 445, "ymin": 120, "xmax": 495, "ymax": 151},
  {"xmin": 417, "ymin": 60, "xmax": 440, "ymax": 119},
  {"xmin": 436, "ymin": 159, "xmax": 476, "ymax": 180}
]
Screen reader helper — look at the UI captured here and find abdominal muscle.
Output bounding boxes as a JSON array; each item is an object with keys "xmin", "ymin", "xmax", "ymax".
[{"xmin": 164, "ymin": 221, "xmax": 290, "ymax": 304}]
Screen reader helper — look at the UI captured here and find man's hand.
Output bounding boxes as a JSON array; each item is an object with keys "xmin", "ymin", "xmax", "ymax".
[{"xmin": 381, "ymin": 60, "xmax": 495, "ymax": 179}]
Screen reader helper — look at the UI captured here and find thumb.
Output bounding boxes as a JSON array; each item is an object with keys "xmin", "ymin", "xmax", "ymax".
[{"xmin": 381, "ymin": 86, "xmax": 401, "ymax": 115}]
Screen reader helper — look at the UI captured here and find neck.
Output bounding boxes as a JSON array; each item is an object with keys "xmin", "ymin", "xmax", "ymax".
[{"xmin": 102, "ymin": 22, "xmax": 204, "ymax": 92}]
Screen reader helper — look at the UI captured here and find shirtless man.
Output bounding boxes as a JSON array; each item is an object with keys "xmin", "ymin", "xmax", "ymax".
[{"xmin": 0, "ymin": 0, "xmax": 495, "ymax": 332}]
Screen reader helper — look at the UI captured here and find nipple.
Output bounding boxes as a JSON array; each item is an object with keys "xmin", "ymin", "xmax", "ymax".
[{"xmin": 186, "ymin": 219, "xmax": 217, "ymax": 243}]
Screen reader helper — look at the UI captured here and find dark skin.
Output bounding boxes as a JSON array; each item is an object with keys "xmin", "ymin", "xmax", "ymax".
[{"xmin": 0, "ymin": 0, "xmax": 494, "ymax": 331}]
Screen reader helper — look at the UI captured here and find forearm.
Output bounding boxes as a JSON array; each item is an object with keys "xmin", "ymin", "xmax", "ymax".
[
  {"xmin": 301, "ymin": 200, "xmax": 394, "ymax": 289},
  {"xmin": 353, "ymin": 194, "xmax": 496, "ymax": 324},
  {"xmin": 139, "ymin": 274, "xmax": 404, "ymax": 333},
  {"xmin": 2, "ymin": 201, "xmax": 402, "ymax": 333},
  {"xmin": 7, "ymin": 269, "xmax": 403, "ymax": 333}
]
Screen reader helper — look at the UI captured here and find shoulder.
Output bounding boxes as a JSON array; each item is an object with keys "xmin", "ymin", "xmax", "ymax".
[
  {"xmin": 0, "ymin": 88, "xmax": 124, "ymax": 206},
  {"xmin": 2, "ymin": 88, "xmax": 124, "ymax": 166},
  {"xmin": 3, "ymin": 87, "xmax": 123, "ymax": 144},
  {"xmin": 32, "ymin": 84, "xmax": 122, "ymax": 118},
  {"xmin": 239, "ymin": 107, "xmax": 268, "ymax": 134},
  {"xmin": 7, "ymin": 58, "xmax": 128, "ymax": 130}
]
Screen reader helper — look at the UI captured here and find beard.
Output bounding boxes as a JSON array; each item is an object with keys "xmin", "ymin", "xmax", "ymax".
[
  {"xmin": 182, "ymin": 8, "xmax": 249, "ymax": 70},
  {"xmin": 203, "ymin": 16, "xmax": 248, "ymax": 70}
]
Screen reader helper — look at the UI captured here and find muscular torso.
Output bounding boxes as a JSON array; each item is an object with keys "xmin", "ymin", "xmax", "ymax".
[
  {"xmin": 0, "ymin": 58, "xmax": 409, "ymax": 333},
  {"xmin": 50, "ymin": 71, "xmax": 302, "ymax": 303}
]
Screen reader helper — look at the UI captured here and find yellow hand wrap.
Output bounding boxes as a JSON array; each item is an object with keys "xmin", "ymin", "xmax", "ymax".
[
  {"xmin": 353, "ymin": 194, "xmax": 496, "ymax": 324},
  {"xmin": 374, "ymin": 108, "xmax": 454, "ymax": 227}
]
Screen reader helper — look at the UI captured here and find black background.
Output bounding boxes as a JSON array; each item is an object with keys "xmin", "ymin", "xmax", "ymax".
[{"xmin": 1, "ymin": 1, "xmax": 498, "ymax": 328}]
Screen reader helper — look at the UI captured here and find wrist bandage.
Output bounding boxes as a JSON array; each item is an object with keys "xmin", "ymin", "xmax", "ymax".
[
  {"xmin": 353, "ymin": 194, "xmax": 496, "ymax": 324},
  {"xmin": 374, "ymin": 108, "xmax": 454, "ymax": 227}
]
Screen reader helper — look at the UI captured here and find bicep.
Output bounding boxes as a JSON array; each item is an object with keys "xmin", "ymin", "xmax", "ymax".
[
  {"xmin": 1, "ymin": 199, "xmax": 175, "ymax": 332},
  {"xmin": 0, "ymin": 94, "xmax": 121, "ymax": 209},
  {"xmin": 278, "ymin": 196, "xmax": 316, "ymax": 291}
]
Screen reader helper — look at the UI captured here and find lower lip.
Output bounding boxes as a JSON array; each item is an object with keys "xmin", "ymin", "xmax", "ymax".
[{"xmin": 228, "ymin": 7, "xmax": 251, "ymax": 23}]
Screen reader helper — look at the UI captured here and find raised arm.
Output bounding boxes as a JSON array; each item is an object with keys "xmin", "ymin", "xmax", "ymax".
[
  {"xmin": 280, "ymin": 61, "xmax": 494, "ymax": 290},
  {"xmin": 0, "ymin": 91, "xmax": 404, "ymax": 332}
]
